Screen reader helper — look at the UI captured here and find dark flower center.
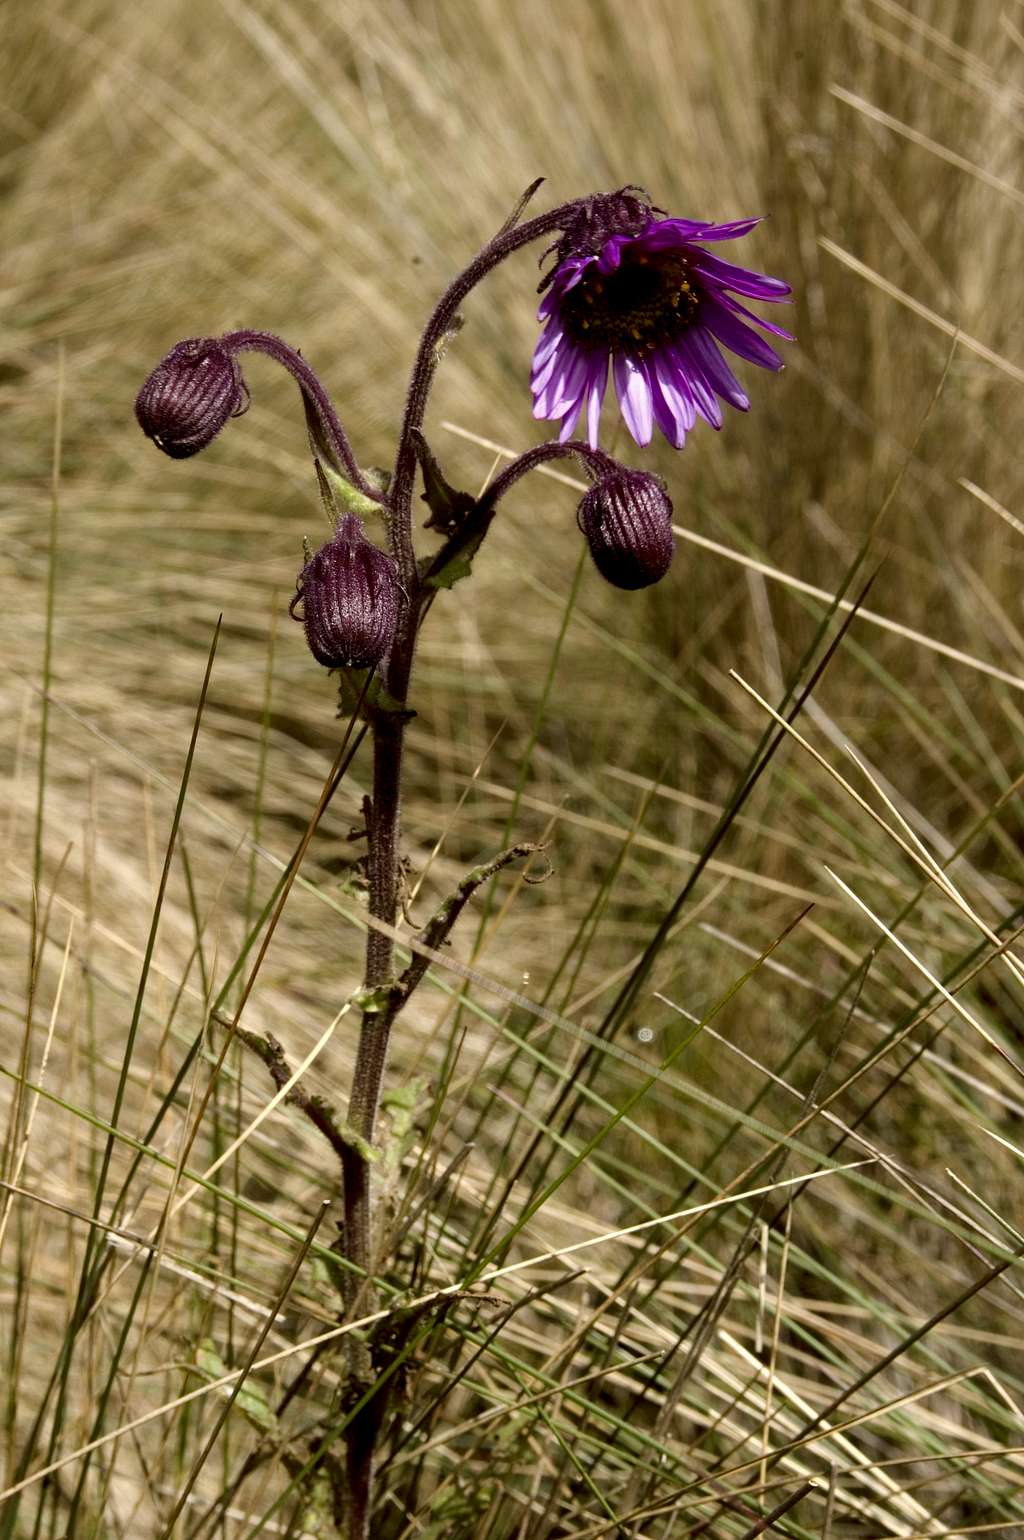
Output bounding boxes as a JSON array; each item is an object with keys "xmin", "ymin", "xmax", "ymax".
[{"xmin": 559, "ymin": 248, "xmax": 699, "ymax": 355}]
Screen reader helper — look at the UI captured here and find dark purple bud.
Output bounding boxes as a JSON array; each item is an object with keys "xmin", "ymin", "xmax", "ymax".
[
  {"xmin": 290, "ymin": 515, "xmax": 400, "ymax": 670},
  {"xmin": 577, "ymin": 469, "xmax": 675, "ymax": 590},
  {"xmin": 135, "ymin": 337, "xmax": 248, "ymax": 458}
]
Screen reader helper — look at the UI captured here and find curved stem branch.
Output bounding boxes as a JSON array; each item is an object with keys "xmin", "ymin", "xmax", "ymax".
[
  {"xmin": 387, "ymin": 201, "xmax": 583, "ymax": 587},
  {"xmin": 419, "ymin": 438, "xmax": 615, "ymax": 590},
  {"xmin": 477, "ymin": 438, "xmax": 616, "ymax": 506},
  {"xmin": 221, "ymin": 330, "xmax": 382, "ymax": 502}
]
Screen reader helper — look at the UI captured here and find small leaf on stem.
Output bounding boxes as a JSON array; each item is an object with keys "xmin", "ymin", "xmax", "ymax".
[{"xmin": 413, "ymin": 429, "xmax": 477, "ymax": 536}]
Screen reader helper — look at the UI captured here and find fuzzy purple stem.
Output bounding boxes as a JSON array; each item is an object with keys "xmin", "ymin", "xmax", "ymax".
[
  {"xmin": 417, "ymin": 439, "xmax": 616, "ymax": 591},
  {"xmin": 334, "ymin": 203, "xmax": 601, "ymax": 1540},
  {"xmin": 477, "ymin": 439, "xmax": 617, "ymax": 506},
  {"xmin": 221, "ymin": 330, "xmax": 382, "ymax": 502},
  {"xmin": 345, "ymin": 211, "xmax": 598, "ymax": 1175},
  {"xmin": 386, "ymin": 201, "xmax": 585, "ymax": 588}
]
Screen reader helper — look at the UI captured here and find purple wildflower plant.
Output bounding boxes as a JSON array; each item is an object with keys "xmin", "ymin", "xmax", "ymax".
[
  {"xmin": 531, "ymin": 193, "xmax": 793, "ymax": 450},
  {"xmin": 132, "ymin": 182, "xmax": 794, "ymax": 1540}
]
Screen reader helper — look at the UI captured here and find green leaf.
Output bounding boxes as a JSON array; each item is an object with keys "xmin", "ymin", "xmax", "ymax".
[
  {"xmin": 339, "ymin": 1122, "xmax": 379, "ymax": 1164},
  {"xmin": 194, "ymin": 1340, "xmax": 279, "ymax": 1436},
  {"xmin": 296, "ymin": 1472, "xmax": 339, "ymax": 1537},
  {"xmin": 235, "ymin": 1379, "xmax": 278, "ymax": 1435},
  {"xmin": 320, "ymin": 462, "xmax": 387, "ymax": 520},
  {"xmin": 423, "ymin": 525, "xmax": 487, "ymax": 591},
  {"xmin": 380, "ymin": 1077, "xmax": 426, "ymax": 1172},
  {"xmin": 195, "ymin": 1340, "xmax": 223, "ymax": 1381},
  {"xmin": 353, "ymin": 984, "xmax": 395, "ymax": 1015},
  {"xmin": 381, "ymin": 1079, "xmax": 424, "ymax": 1116}
]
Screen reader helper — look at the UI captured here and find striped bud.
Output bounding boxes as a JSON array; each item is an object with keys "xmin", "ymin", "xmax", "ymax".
[
  {"xmin": 577, "ymin": 470, "xmax": 674, "ymax": 589},
  {"xmin": 135, "ymin": 337, "xmax": 248, "ymax": 458},
  {"xmin": 290, "ymin": 515, "xmax": 400, "ymax": 670}
]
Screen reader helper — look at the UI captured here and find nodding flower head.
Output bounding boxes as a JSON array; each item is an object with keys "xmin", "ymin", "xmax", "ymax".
[
  {"xmin": 533, "ymin": 199, "xmax": 792, "ymax": 451},
  {"xmin": 290, "ymin": 514, "xmax": 400, "ymax": 670},
  {"xmin": 135, "ymin": 337, "xmax": 248, "ymax": 458},
  {"xmin": 577, "ymin": 468, "xmax": 675, "ymax": 590}
]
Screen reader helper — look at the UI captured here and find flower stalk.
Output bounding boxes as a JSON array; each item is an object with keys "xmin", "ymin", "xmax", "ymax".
[{"xmin": 386, "ymin": 197, "xmax": 584, "ymax": 582}]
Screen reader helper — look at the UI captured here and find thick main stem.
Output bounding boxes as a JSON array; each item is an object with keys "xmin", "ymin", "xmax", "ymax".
[
  {"xmin": 337, "ymin": 609, "xmax": 412, "ymax": 1540},
  {"xmin": 342, "ymin": 209, "xmax": 588, "ymax": 1281},
  {"xmin": 340, "ymin": 630, "xmax": 414, "ymax": 1540},
  {"xmin": 343, "ymin": 708, "xmax": 405, "ymax": 1282},
  {"xmin": 338, "ymin": 196, "xmax": 587, "ymax": 1540}
]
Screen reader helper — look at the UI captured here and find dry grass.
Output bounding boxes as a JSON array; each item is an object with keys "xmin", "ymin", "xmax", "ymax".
[{"xmin": 4, "ymin": 1, "xmax": 1024, "ymax": 1535}]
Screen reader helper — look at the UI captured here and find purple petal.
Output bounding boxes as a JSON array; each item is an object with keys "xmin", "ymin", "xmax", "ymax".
[
  {"xmin": 648, "ymin": 359, "xmax": 690, "ymax": 449},
  {"xmin": 686, "ymin": 217, "xmax": 765, "ymax": 242},
  {"xmin": 530, "ymin": 341, "xmax": 568, "ymax": 406},
  {"xmin": 692, "ymin": 249, "xmax": 791, "ymax": 300},
  {"xmin": 688, "ymin": 327, "xmax": 749, "ymax": 410},
  {"xmin": 585, "ymin": 354, "xmax": 609, "ymax": 449},
  {"xmin": 654, "ymin": 353, "xmax": 697, "ymax": 435},
  {"xmin": 531, "ymin": 342, "xmax": 570, "ymax": 396},
  {"xmin": 639, "ymin": 216, "xmax": 763, "ymax": 251},
  {"xmin": 670, "ymin": 338, "xmax": 722, "ymax": 429},
  {"xmin": 558, "ymin": 394, "xmax": 584, "ymax": 441},
  {"xmin": 650, "ymin": 384, "xmax": 685, "ymax": 449},
  {"xmin": 532, "ymin": 319, "xmax": 565, "ymax": 371},
  {"xmin": 640, "ymin": 216, "xmax": 707, "ymax": 241},
  {"xmin": 638, "ymin": 223, "xmax": 705, "ymax": 252},
  {"xmin": 535, "ymin": 344, "xmax": 591, "ymax": 418},
  {"xmin": 558, "ymin": 263, "xmax": 590, "ymax": 296},
  {"xmin": 531, "ymin": 333, "xmax": 575, "ymax": 397},
  {"xmin": 613, "ymin": 353, "xmax": 654, "ymax": 446},
  {"xmin": 538, "ymin": 259, "xmax": 589, "ymax": 318},
  {"xmin": 701, "ymin": 296, "xmax": 784, "ymax": 370},
  {"xmin": 716, "ymin": 291, "xmax": 796, "ymax": 341},
  {"xmin": 596, "ymin": 234, "xmax": 631, "ymax": 273}
]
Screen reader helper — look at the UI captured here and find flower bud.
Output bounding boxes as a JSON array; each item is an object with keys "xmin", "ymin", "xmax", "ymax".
[
  {"xmin": 290, "ymin": 515, "xmax": 400, "ymax": 670},
  {"xmin": 577, "ymin": 470, "xmax": 674, "ymax": 589},
  {"xmin": 135, "ymin": 337, "xmax": 248, "ymax": 458}
]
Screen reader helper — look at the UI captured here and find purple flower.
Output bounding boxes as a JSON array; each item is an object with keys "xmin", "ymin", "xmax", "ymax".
[
  {"xmin": 290, "ymin": 515, "xmax": 400, "ymax": 670},
  {"xmin": 577, "ymin": 468, "xmax": 674, "ymax": 590},
  {"xmin": 531, "ymin": 206, "xmax": 792, "ymax": 450},
  {"xmin": 135, "ymin": 337, "xmax": 249, "ymax": 458}
]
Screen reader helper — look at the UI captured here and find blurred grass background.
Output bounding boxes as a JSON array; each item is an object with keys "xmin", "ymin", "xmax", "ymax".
[{"xmin": 5, "ymin": 0, "xmax": 1024, "ymax": 1535}]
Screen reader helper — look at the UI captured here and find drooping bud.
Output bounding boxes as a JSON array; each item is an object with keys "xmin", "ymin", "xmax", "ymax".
[
  {"xmin": 290, "ymin": 515, "xmax": 400, "ymax": 670},
  {"xmin": 135, "ymin": 337, "xmax": 248, "ymax": 458},
  {"xmin": 577, "ymin": 469, "xmax": 675, "ymax": 590}
]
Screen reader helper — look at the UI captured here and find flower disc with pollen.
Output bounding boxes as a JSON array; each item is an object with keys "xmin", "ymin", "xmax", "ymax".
[
  {"xmin": 531, "ymin": 213, "xmax": 793, "ymax": 450},
  {"xmin": 559, "ymin": 249, "xmax": 699, "ymax": 356}
]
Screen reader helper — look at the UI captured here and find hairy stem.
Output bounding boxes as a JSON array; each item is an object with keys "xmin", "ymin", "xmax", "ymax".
[
  {"xmin": 220, "ymin": 330, "xmax": 382, "ymax": 501},
  {"xmin": 476, "ymin": 437, "xmax": 616, "ymax": 504},
  {"xmin": 342, "ymin": 711, "xmax": 405, "ymax": 1297},
  {"xmin": 337, "ymin": 197, "xmax": 589, "ymax": 1540},
  {"xmin": 341, "ymin": 222, "xmax": 590, "ymax": 1294},
  {"xmin": 388, "ymin": 200, "xmax": 583, "ymax": 585}
]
